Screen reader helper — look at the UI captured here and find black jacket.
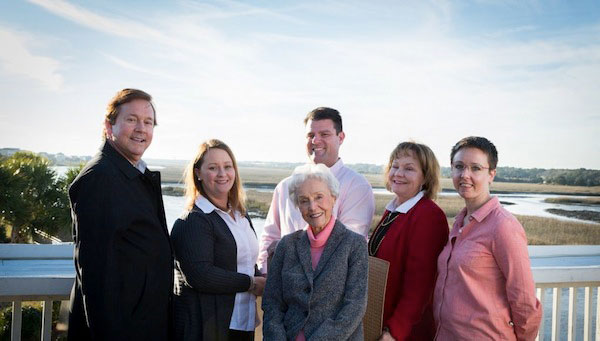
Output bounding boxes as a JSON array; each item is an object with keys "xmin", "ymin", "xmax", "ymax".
[
  {"xmin": 68, "ymin": 141, "xmax": 173, "ymax": 340},
  {"xmin": 171, "ymin": 205, "xmax": 258, "ymax": 340}
]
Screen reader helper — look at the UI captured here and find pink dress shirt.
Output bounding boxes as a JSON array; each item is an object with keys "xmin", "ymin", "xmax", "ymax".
[
  {"xmin": 257, "ymin": 158, "xmax": 375, "ymax": 273},
  {"xmin": 296, "ymin": 216, "xmax": 337, "ymax": 341},
  {"xmin": 433, "ymin": 197, "xmax": 542, "ymax": 341}
]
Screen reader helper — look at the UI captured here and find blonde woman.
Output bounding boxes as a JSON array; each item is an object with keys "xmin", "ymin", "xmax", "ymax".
[{"xmin": 171, "ymin": 139, "xmax": 265, "ymax": 341}]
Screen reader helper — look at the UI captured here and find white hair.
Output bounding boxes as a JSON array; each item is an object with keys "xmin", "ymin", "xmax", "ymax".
[{"xmin": 288, "ymin": 163, "xmax": 340, "ymax": 207}]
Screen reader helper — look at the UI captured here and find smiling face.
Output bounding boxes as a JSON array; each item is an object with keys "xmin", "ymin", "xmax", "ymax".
[
  {"xmin": 195, "ymin": 148, "xmax": 235, "ymax": 203},
  {"xmin": 452, "ymin": 147, "xmax": 496, "ymax": 205},
  {"xmin": 305, "ymin": 119, "xmax": 345, "ymax": 168},
  {"xmin": 388, "ymin": 152, "xmax": 425, "ymax": 205},
  {"xmin": 104, "ymin": 99, "xmax": 154, "ymax": 164},
  {"xmin": 297, "ymin": 178, "xmax": 336, "ymax": 231}
]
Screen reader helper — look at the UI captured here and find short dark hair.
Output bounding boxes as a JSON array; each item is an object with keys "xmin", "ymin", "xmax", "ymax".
[
  {"xmin": 303, "ymin": 107, "xmax": 343, "ymax": 134},
  {"xmin": 450, "ymin": 136, "xmax": 498, "ymax": 170}
]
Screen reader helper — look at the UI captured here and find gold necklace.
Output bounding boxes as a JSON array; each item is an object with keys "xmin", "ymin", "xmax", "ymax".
[{"xmin": 369, "ymin": 211, "xmax": 400, "ymax": 256}]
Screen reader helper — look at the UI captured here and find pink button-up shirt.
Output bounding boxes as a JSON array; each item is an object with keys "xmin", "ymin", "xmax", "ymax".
[
  {"xmin": 257, "ymin": 158, "xmax": 375, "ymax": 273},
  {"xmin": 433, "ymin": 197, "xmax": 542, "ymax": 341}
]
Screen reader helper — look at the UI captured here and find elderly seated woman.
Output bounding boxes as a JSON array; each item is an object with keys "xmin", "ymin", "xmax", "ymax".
[{"xmin": 262, "ymin": 163, "xmax": 368, "ymax": 340}]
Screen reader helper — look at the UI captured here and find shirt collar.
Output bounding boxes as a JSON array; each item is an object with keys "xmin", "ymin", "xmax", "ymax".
[
  {"xmin": 306, "ymin": 216, "xmax": 336, "ymax": 248},
  {"xmin": 470, "ymin": 196, "xmax": 500, "ymax": 222},
  {"xmin": 386, "ymin": 190, "xmax": 425, "ymax": 214},
  {"xmin": 195, "ymin": 195, "xmax": 217, "ymax": 213},
  {"xmin": 195, "ymin": 195, "xmax": 237, "ymax": 217},
  {"xmin": 134, "ymin": 159, "xmax": 147, "ymax": 173},
  {"xmin": 328, "ymin": 158, "xmax": 344, "ymax": 176}
]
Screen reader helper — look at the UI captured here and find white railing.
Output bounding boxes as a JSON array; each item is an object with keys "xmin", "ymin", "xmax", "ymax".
[
  {"xmin": 531, "ymin": 246, "xmax": 600, "ymax": 341},
  {"xmin": 534, "ymin": 268, "xmax": 600, "ymax": 340},
  {"xmin": 1, "ymin": 244, "xmax": 599, "ymax": 341},
  {"xmin": 0, "ymin": 244, "xmax": 73, "ymax": 341}
]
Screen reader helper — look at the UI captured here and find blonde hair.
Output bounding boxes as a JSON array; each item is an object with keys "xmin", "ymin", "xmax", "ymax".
[
  {"xmin": 384, "ymin": 141, "xmax": 441, "ymax": 200},
  {"xmin": 183, "ymin": 139, "xmax": 246, "ymax": 215}
]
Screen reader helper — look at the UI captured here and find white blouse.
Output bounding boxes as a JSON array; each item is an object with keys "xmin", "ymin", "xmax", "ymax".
[{"xmin": 195, "ymin": 196, "xmax": 259, "ymax": 331}]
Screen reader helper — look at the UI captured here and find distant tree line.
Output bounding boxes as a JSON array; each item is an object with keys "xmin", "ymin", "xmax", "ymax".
[
  {"xmin": 440, "ymin": 166, "xmax": 600, "ymax": 186},
  {"xmin": 240, "ymin": 161, "xmax": 600, "ymax": 187},
  {"xmin": 0, "ymin": 148, "xmax": 90, "ymax": 166}
]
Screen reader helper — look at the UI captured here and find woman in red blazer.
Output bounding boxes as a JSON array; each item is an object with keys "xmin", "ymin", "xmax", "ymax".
[{"xmin": 369, "ymin": 142, "xmax": 449, "ymax": 341}]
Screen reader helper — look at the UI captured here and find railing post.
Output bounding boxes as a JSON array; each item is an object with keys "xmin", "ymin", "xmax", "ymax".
[
  {"xmin": 537, "ymin": 287, "xmax": 545, "ymax": 341},
  {"xmin": 596, "ymin": 287, "xmax": 600, "ymax": 341},
  {"xmin": 584, "ymin": 287, "xmax": 593, "ymax": 341},
  {"xmin": 42, "ymin": 300, "xmax": 53, "ymax": 341},
  {"xmin": 11, "ymin": 300, "xmax": 22, "ymax": 341},
  {"xmin": 568, "ymin": 287, "xmax": 577, "ymax": 341},
  {"xmin": 552, "ymin": 287, "xmax": 562, "ymax": 341}
]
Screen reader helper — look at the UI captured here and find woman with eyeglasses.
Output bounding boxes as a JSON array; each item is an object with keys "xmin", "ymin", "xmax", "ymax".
[{"xmin": 433, "ymin": 136, "xmax": 541, "ymax": 340}]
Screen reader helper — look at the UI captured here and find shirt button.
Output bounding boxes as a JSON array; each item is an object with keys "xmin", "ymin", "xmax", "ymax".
[
  {"xmin": 459, "ymin": 229, "xmax": 463, "ymax": 234},
  {"xmin": 508, "ymin": 321, "xmax": 514, "ymax": 326}
]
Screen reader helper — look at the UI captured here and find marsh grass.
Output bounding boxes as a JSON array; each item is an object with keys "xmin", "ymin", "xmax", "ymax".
[
  {"xmin": 161, "ymin": 165, "xmax": 600, "ymax": 196},
  {"xmin": 447, "ymin": 178, "xmax": 600, "ymax": 195},
  {"xmin": 544, "ymin": 197, "xmax": 600, "ymax": 205},
  {"xmin": 245, "ymin": 189, "xmax": 600, "ymax": 245},
  {"xmin": 245, "ymin": 190, "xmax": 273, "ymax": 218},
  {"xmin": 516, "ymin": 215, "xmax": 600, "ymax": 245},
  {"xmin": 158, "ymin": 164, "xmax": 600, "ymax": 244}
]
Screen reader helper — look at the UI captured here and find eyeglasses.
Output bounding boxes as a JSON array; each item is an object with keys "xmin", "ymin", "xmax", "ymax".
[{"xmin": 451, "ymin": 163, "xmax": 490, "ymax": 174}]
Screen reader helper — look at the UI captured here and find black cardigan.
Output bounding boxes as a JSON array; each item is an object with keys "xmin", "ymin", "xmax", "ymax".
[{"xmin": 170, "ymin": 205, "xmax": 258, "ymax": 340}]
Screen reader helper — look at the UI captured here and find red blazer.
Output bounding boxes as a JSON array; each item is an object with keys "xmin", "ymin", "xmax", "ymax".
[{"xmin": 372, "ymin": 198, "xmax": 449, "ymax": 340}]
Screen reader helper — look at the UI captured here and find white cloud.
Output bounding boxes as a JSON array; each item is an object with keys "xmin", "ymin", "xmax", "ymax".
[
  {"xmin": 11, "ymin": 0, "xmax": 600, "ymax": 168},
  {"xmin": 178, "ymin": 0, "xmax": 306, "ymax": 24},
  {"xmin": 0, "ymin": 27, "xmax": 63, "ymax": 91},
  {"xmin": 28, "ymin": 0, "xmax": 252, "ymax": 59},
  {"xmin": 27, "ymin": 0, "xmax": 168, "ymax": 41},
  {"xmin": 103, "ymin": 54, "xmax": 181, "ymax": 81}
]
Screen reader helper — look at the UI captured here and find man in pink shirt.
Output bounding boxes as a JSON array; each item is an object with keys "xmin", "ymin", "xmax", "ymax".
[{"xmin": 257, "ymin": 107, "xmax": 375, "ymax": 273}]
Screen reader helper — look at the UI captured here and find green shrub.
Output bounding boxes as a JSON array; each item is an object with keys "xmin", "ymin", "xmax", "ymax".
[{"xmin": 0, "ymin": 305, "xmax": 41, "ymax": 341}]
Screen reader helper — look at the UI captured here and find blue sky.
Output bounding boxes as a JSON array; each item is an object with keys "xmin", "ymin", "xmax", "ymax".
[{"xmin": 0, "ymin": 0, "xmax": 599, "ymax": 169}]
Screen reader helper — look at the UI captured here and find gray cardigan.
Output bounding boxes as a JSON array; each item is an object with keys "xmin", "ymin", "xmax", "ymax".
[{"xmin": 262, "ymin": 220, "xmax": 368, "ymax": 340}]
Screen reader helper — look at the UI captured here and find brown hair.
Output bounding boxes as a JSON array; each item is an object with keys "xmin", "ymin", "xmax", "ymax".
[
  {"xmin": 104, "ymin": 88, "xmax": 156, "ymax": 138},
  {"xmin": 183, "ymin": 139, "xmax": 246, "ymax": 215},
  {"xmin": 450, "ymin": 136, "xmax": 498, "ymax": 170},
  {"xmin": 384, "ymin": 141, "xmax": 441, "ymax": 200}
]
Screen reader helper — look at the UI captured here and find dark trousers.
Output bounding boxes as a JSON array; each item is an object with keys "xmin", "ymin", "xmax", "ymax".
[{"xmin": 228, "ymin": 329, "xmax": 254, "ymax": 341}]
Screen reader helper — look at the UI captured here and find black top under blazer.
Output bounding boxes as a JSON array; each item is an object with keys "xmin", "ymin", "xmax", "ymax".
[
  {"xmin": 170, "ymin": 204, "xmax": 259, "ymax": 341},
  {"xmin": 67, "ymin": 141, "xmax": 174, "ymax": 340}
]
